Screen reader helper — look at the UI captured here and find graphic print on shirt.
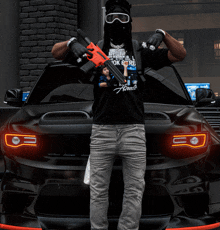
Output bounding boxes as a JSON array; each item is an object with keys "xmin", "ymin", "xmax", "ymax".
[{"xmin": 100, "ymin": 48, "xmax": 138, "ymax": 94}]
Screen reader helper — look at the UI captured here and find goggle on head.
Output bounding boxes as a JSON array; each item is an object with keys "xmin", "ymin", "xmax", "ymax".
[{"xmin": 105, "ymin": 13, "xmax": 130, "ymax": 24}]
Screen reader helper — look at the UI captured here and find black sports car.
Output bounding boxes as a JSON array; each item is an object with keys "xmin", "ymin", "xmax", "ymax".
[{"xmin": 1, "ymin": 62, "xmax": 220, "ymax": 230}]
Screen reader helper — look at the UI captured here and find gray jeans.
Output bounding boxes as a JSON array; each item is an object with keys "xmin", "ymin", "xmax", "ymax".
[{"xmin": 90, "ymin": 124, "xmax": 146, "ymax": 230}]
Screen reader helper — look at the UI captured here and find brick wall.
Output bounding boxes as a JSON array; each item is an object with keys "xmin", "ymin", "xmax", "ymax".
[{"xmin": 19, "ymin": 0, "xmax": 78, "ymax": 92}]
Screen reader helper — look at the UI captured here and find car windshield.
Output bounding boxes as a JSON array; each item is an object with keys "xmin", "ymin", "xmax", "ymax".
[
  {"xmin": 26, "ymin": 64, "xmax": 94, "ymax": 105},
  {"xmin": 142, "ymin": 66, "xmax": 191, "ymax": 105},
  {"xmin": 41, "ymin": 83, "xmax": 93, "ymax": 103},
  {"xmin": 26, "ymin": 64, "xmax": 191, "ymax": 106}
]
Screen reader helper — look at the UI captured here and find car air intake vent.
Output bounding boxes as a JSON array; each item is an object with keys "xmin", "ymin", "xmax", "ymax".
[
  {"xmin": 196, "ymin": 107, "xmax": 220, "ymax": 136},
  {"xmin": 144, "ymin": 112, "xmax": 170, "ymax": 120},
  {"xmin": 40, "ymin": 111, "xmax": 90, "ymax": 125}
]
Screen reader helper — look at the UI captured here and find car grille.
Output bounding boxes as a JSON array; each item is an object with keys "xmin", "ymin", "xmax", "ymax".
[
  {"xmin": 35, "ymin": 194, "xmax": 173, "ymax": 217},
  {"xmin": 35, "ymin": 177, "xmax": 173, "ymax": 217},
  {"xmin": 196, "ymin": 107, "xmax": 220, "ymax": 136},
  {"xmin": 46, "ymin": 134, "xmax": 91, "ymax": 157}
]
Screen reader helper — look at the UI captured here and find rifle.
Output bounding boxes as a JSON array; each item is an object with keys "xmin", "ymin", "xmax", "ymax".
[{"xmin": 77, "ymin": 29, "xmax": 126, "ymax": 84}]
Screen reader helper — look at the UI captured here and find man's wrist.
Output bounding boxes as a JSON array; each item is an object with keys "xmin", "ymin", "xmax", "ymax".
[
  {"xmin": 67, "ymin": 37, "xmax": 77, "ymax": 47},
  {"xmin": 155, "ymin": 29, "xmax": 166, "ymax": 38}
]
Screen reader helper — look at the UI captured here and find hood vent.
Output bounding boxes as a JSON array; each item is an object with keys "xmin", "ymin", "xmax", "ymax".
[
  {"xmin": 144, "ymin": 112, "xmax": 170, "ymax": 121},
  {"xmin": 39, "ymin": 111, "xmax": 90, "ymax": 125}
]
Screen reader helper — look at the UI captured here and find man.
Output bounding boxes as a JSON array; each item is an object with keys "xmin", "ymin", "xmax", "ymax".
[{"xmin": 51, "ymin": 0, "xmax": 186, "ymax": 229}]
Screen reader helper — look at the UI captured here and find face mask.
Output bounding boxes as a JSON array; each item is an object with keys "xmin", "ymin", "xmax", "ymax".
[{"xmin": 106, "ymin": 21, "xmax": 131, "ymax": 44}]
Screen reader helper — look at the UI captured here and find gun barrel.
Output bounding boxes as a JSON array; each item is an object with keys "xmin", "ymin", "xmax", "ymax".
[
  {"xmin": 77, "ymin": 29, "xmax": 91, "ymax": 44},
  {"xmin": 105, "ymin": 60, "xmax": 126, "ymax": 84}
]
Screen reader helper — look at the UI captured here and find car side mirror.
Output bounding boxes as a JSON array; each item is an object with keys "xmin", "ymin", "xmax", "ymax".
[
  {"xmin": 195, "ymin": 88, "xmax": 216, "ymax": 106},
  {"xmin": 4, "ymin": 89, "xmax": 23, "ymax": 107}
]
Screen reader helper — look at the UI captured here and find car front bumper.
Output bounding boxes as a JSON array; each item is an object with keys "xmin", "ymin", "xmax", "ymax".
[{"xmin": 1, "ymin": 153, "xmax": 220, "ymax": 229}]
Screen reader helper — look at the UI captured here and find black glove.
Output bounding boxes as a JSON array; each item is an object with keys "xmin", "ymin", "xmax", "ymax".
[
  {"xmin": 69, "ymin": 40, "xmax": 92, "ymax": 58},
  {"xmin": 147, "ymin": 30, "xmax": 165, "ymax": 51}
]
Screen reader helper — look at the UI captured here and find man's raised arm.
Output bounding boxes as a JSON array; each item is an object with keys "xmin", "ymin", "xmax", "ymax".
[
  {"xmin": 164, "ymin": 31, "xmax": 187, "ymax": 63},
  {"xmin": 147, "ymin": 29, "xmax": 187, "ymax": 63},
  {"xmin": 51, "ymin": 37, "xmax": 92, "ymax": 60},
  {"xmin": 51, "ymin": 40, "xmax": 70, "ymax": 60}
]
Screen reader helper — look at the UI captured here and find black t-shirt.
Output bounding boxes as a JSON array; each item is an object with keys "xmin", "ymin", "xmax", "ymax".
[
  {"xmin": 92, "ymin": 47, "xmax": 172, "ymax": 125},
  {"xmin": 64, "ymin": 45, "xmax": 172, "ymax": 125}
]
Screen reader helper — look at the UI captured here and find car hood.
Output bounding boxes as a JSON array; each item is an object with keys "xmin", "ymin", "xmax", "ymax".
[{"xmin": 7, "ymin": 102, "xmax": 217, "ymax": 138}]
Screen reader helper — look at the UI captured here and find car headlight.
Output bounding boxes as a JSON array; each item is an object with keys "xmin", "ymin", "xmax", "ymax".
[
  {"xmin": 5, "ymin": 134, "xmax": 37, "ymax": 148},
  {"xmin": 172, "ymin": 134, "xmax": 207, "ymax": 148},
  {"xmin": 161, "ymin": 132, "xmax": 209, "ymax": 159}
]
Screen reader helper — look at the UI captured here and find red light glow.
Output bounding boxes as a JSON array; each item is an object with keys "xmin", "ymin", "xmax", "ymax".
[
  {"xmin": 0, "ymin": 223, "xmax": 41, "ymax": 230},
  {"xmin": 5, "ymin": 134, "xmax": 37, "ymax": 148},
  {"xmin": 166, "ymin": 222, "xmax": 220, "ymax": 229}
]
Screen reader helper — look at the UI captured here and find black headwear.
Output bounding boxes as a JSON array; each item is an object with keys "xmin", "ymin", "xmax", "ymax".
[{"xmin": 105, "ymin": 0, "xmax": 132, "ymax": 17}]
